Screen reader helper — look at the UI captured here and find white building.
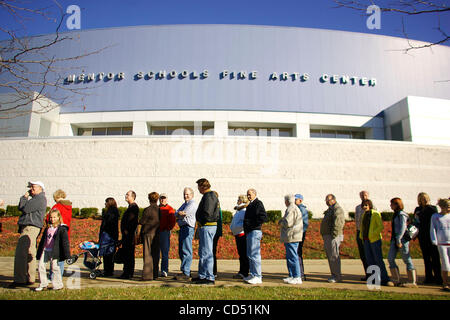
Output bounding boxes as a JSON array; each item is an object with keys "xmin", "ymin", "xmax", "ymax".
[{"xmin": 1, "ymin": 25, "xmax": 449, "ymax": 216}]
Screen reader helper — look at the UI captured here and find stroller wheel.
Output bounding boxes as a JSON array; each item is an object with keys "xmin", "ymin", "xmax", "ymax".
[
  {"xmin": 66, "ymin": 255, "xmax": 79, "ymax": 265},
  {"xmin": 89, "ymin": 272, "xmax": 97, "ymax": 279}
]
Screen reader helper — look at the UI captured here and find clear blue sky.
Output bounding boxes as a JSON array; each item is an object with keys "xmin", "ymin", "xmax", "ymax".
[{"xmin": 1, "ymin": 0, "xmax": 449, "ymax": 45}]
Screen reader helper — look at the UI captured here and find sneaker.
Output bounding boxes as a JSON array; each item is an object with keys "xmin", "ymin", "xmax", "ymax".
[
  {"xmin": 283, "ymin": 277, "xmax": 293, "ymax": 283},
  {"xmin": 159, "ymin": 271, "xmax": 168, "ymax": 277},
  {"xmin": 192, "ymin": 278, "xmax": 215, "ymax": 285},
  {"xmin": 328, "ymin": 277, "xmax": 337, "ymax": 283},
  {"xmin": 381, "ymin": 280, "xmax": 395, "ymax": 287},
  {"xmin": 243, "ymin": 275, "xmax": 253, "ymax": 282},
  {"xmin": 34, "ymin": 286, "xmax": 48, "ymax": 292},
  {"xmin": 287, "ymin": 277, "xmax": 302, "ymax": 285},
  {"xmin": 52, "ymin": 286, "xmax": 63, "ymax": 291},
  {"xmin": 245, "ymin": 277, "xmax": 262, "ymax": 285},
  {"xmin": 233, "ymin": 273, "xmax": 245, "ymax": 279},
  {"xmin": 174, "ymin": 273, "xmax": 191, "ymax": 280}
]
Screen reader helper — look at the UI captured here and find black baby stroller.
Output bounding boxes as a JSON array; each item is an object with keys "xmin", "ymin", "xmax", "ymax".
[{"xmin": 66, "ymin": 234, "xmax": 117, "ymax": 279}]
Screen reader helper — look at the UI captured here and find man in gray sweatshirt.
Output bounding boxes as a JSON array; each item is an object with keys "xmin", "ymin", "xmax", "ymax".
[{"xmin": 10, "ymin": 181, "xmax": 47, "ymax": 288}]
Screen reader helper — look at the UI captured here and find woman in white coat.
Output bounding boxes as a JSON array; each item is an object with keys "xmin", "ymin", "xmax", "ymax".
[{"xmin": 279, "ymin": 194, "xmax": 303, "ymax": 284}]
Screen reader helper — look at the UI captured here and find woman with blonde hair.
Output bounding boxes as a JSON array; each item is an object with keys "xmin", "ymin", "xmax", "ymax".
[
  {"xmin": 230, "ymin": 194, "xmax": 249, "ymax": 279},
  {"xmin": 414, "ymin": 192, "xmax": 442, "ymax": 284}
]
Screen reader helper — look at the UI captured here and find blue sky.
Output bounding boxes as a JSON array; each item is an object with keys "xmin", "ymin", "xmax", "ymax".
[{"xmin": 1, "ymin": 0, "xmax": 449, "ymax": 45}]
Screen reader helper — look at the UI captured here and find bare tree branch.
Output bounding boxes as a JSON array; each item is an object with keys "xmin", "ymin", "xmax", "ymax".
[
  {"xmin": 0, "ymin": 0, "xmax": 110, "ymax": 119},
  {"xmin": 333, "ymin": 0, "xmax": 450, "ymax": 52}
]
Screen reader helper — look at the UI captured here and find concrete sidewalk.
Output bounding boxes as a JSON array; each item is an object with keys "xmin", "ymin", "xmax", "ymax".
[{"xmin": 0, "ymin": 257, "xmax": 448, "ymax": 297}]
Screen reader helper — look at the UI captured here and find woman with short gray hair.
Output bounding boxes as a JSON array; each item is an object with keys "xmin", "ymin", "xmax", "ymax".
[{"xmin": 279, "ymin": 194, "xmax": 303, "ymax": 284}]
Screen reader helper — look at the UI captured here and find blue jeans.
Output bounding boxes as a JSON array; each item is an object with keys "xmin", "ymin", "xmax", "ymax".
[
  {"xmin": 246, "ymin": 230, "xmax": 263, "ymax": 278},
  {"xmin": 178, "ymin": 225, "xmax": 194, "ymax": 276},
  {"xmin": 49, "ymin": 261, "xmax": 64, "ymax": 280},
  {"xmin": 388, "ymin": 240, "xmax": 415, "ymax": 271},
  {"xmin": 159, "ymin": 230, "xmax": 171, "ymax": 273},
  {"xmin": 285, "ymin": 242, "xmax": 301, "ymax": 278},
  {"xmin": 198, "ymin": 225, "xmax": 217, "ymax": 281},
  {"xmin": 364, "ymin": 239, "xmax": 390, "ymax": 283}
]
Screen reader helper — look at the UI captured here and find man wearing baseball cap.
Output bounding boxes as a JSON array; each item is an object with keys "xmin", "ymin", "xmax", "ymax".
[
  {"xmin": 295, "ymin": 194, "xmax": 309, "ymax": 281},
  {"xmin": 9, "ymin": 181, "xmax": 47, "ymax": 288}
]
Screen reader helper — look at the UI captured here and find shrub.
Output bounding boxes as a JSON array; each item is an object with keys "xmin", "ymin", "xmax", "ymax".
[
  {"xmin": 222, "ymin": 210, "xmax": 233, "ymax": 224},
  {"xmin": 80, "ymin": 208, "xmax": 99, "ymax": 219},
  {"xmin": 72, "ymin": 208, "xmax": 80, "ymax": 218},
  {"xmin": 381, "ymin": 211, "xmax": 393, "ymax": 221},
  {"xmin": 266, "ymin": 210, "xmax": 282, "ymax": 223},
  {"xmin": 6, "ymin": 205, "xmax": 21, "ymax": 217},
  {"xmin": 0, "ymin": 208, "xmax": 5, "ymax": 217}
]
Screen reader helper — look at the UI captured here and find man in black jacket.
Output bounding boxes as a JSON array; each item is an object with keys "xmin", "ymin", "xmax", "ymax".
[
  {"xmin": 118, "ymin": 190, "xmax": 139, "ymax": 279},
  {"xmin": 243, "ymin": 188, "xmax": 267, "ymax": 284},
  {"xmin": 192, "ymin": 178, "xmax": 219, "ymax": 285}
]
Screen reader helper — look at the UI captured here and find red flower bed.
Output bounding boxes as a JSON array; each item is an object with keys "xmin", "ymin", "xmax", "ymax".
[{"xmin": 0, "ymin": 217, "xmax": 422, "ymax": 259}]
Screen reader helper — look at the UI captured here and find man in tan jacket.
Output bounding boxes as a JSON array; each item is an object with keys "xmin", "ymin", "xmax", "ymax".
[{"xmin": 320, "ymin": 194, "xmax": 345, "ymax": 283}]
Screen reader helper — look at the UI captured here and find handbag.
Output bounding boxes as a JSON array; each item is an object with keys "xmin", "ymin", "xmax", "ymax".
[
  {"xmin": 402, "ymin": 219, "xmax": 419, "ymax": 242},
  {"xmin": 113, "ymin": 246, "xmax": 125, "ymax": 264}
]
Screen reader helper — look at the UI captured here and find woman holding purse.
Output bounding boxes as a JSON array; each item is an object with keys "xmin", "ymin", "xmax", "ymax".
[{"xmin": 99, "ymin": 197, "xmax": 119, "ymax": 277}]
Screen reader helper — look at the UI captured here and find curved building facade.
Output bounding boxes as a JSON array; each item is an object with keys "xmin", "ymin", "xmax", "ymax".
[{"xmin": 0, "ymin": 25, "xmax": 449, "ymax": 215}]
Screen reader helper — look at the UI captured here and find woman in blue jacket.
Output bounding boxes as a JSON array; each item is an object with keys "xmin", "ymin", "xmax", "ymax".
[{"xmin": 388, "ymin": 197, "xmax": 416, "ymax": 287}]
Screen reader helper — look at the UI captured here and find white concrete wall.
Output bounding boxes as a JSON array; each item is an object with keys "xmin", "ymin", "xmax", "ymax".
[
  {"xmin": 384, "ymin": 96, "xmax": 450, "ymax": 145},
  {"xmin": 408, "ymin": 96, "xmax": 450, "ymax": 145},
  {"xmin": 0, "ymin": 136, "xmax": 449, "ymax": 218},
  {"xmin": 0, "ymin": 93, "xmax": 60, "ymax": 138}
]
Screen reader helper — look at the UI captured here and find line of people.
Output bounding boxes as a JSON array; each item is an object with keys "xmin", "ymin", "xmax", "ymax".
[
  {"xmin": 6, "ymin": 180, "xmax": 450, "ymax": 292},
  {"xmin": 353, "ymin": 191, "xmax": 450, "ymax": 291}
]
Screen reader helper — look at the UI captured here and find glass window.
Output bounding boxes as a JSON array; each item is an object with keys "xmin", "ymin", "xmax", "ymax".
[
  {"xmin": 202, "ymin": 127, "xmax": 214, "ymax": 135},
  {"xmin": 77, "ymin": 128, "xmax": 92, "ymax": 136},
  {"xmin": 92, "ymin": 128, "xmax": 106, "ymax": 136},
  {"xmin": 310, "ymin": 129, "xmax": 321, "ymax": 138},
  {"xmin": 321, "ymin": 130, "xmax": 336, "ymax": 138},
  {"xmin": 310, "ymin": 128, "xmax": 365, "ymax": 139},
  {"xmin": 336, "ymin": 131, "xmax": 351, "ymax": 139},
  {"xmin": 151, "ymin": 127, "xmax": 166, "ymax": 135},
  {"xmin": 77, "ymin": 126, "xmax": 132, "ymax": 136},
  {"xmin": 107, "ymin": 127, "xmax": 122, "ymax": 135},
  {"xmin": 168, "ymin": 127, "xmax": 194, "ymax": 135},
  {"xmin": 122, "ymin": 127, "xmax": 133, "ymax": 135},
  {"xmin": 228, "ymin": 127, "xmax": 292, "ymax": 137},
  {"xmin": 352, "ymin": 131, "xmax": 365, "ymax": 139}
]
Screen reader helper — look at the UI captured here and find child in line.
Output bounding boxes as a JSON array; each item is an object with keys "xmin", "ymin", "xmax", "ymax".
[
  {"xmin": 35, "ymin": 209, "xmax": 70, "ymax": 291},
  {"xmin": 430, "ymin": 198, "xmax": 450, "ymax": 292}
]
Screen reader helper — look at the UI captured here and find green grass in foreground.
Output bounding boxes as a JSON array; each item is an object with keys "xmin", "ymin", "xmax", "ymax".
[{"xmin": 1, "ymin": 286, "xmax": 448, "ymax": 300}]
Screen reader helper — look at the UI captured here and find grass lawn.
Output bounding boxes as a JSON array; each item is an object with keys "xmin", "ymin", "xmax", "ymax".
[{"xmin": 1, "ymin": 286, "xmax": 448, "ymax": 300}]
